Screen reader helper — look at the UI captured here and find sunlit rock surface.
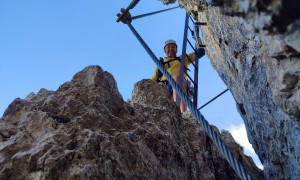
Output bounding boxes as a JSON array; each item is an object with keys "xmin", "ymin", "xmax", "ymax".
[{"xmin": 0, "ymin": 66, "xmax": 262, "ymax": 179}]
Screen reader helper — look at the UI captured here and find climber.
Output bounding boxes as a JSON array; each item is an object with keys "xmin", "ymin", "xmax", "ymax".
[{"xmin": 151, "ymin": 39, "xmax": 205, "ymax": 113}]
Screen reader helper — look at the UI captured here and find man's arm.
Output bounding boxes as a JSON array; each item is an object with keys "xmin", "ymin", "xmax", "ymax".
[
  {"xmin": 185, "ymin": 48, "xmax": 205, "ymax": 64},
  {"xmin": 151, "ymin": 67, "xmax": 159, "ymax": 81}
]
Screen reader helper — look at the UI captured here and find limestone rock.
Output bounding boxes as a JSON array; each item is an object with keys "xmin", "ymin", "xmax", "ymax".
[
  {"xmin": 158, "ymin": 0, "xmax": 177, "ymax": 5},
  {"xmin": 168, "ymin": 0, "xmax": 300, "ymax": 179},
  {"xmin": 206, "ymin": 0, "xmax": 300, "ymax": 33},
  {"xmin": 0, "ymin": 66, "xmax": 262, "ymax": 179}
]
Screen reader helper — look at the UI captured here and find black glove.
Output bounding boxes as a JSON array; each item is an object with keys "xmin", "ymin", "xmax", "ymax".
[
  {"xmin": 156, "ymin": 69, "xmax": 163, "ymax": 82},
  {"xmin": 195, "ymin": 48, "xmax": 205, "ymax": 58}
]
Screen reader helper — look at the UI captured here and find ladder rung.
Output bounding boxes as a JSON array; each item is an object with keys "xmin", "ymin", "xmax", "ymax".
[{"xmin": 195, "ymin": 22, "xmax": 207, "ymax": 26}]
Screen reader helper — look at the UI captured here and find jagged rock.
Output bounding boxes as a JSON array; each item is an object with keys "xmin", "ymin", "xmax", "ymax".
[
  {"xmin": 164, "ymin": 0, "xmax": 300, "ymax": 179},
  {"xmin": 206, "ymin": 0, "xmax": 300, "ymax": 33},
  {"xmin": 0, "ymin": 66, "xmax": 262, "ymax": 179},
  {"xmin": 158, "ymin": 0, "xmax": 177, "ymax": 5},
  {"xmin": 131, "ymin": 79, "xmax": 178, "ymax": 112}
]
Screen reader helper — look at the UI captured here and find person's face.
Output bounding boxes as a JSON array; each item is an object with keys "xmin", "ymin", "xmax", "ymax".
[{"xmin": 164, "ymin": 43, "xmax": 177, "ymax": 57}]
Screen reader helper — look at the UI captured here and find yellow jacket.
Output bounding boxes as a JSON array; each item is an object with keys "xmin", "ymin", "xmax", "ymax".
[{"xmin": 151, "ymin": 52, "xmax": 196, "ymax": 81}]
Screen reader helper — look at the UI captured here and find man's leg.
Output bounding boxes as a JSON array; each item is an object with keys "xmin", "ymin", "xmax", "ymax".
[
  {"xmin": 180, "ymin": 79, "xmax": 187, "ymax": 112},
  {"xmin": 172, "ymin": 75, "xmax": 187, "ymax": 113},
  {"xmin": 172, "ymin": 75, "xmax": 179, "ymax": 102}
]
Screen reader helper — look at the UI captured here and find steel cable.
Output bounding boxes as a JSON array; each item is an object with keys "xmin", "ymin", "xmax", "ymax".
[{"xmin": 126, "ymin": 21, "xmax": 251, "ymax": 180}]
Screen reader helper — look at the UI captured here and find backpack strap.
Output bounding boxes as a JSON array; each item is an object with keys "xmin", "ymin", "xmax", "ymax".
[
  {"xmin": 155, "ymin": 56, "xmax": 190, "ymax": 82},
  {"xmin": 170, "ymin": 57, "xmax": 190, "ymax": 72}
]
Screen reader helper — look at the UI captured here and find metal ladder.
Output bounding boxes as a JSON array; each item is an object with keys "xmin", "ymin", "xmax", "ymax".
[{"xmin": 116, "ymin": 1, "xmax": 250, "ymax": 179}]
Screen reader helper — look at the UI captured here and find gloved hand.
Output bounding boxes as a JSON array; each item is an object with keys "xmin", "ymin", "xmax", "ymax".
[
  {"xmin": 195, "ymin": 48, "xmax": 205, "ymax": 58},
  {"xmin": 156, "ymin": 69, "xmax": 163, "ymax": 82}
]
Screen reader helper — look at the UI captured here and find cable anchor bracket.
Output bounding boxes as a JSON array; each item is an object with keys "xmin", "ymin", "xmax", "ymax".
[{"xmin": 117, "ymin": 8, "xmax": 132, "ymax": 24}]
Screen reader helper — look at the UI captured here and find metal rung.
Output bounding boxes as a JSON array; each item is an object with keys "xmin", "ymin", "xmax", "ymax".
[{"xmin": 195, "ymin": 22, "xmax": 207, "ymax": 26}]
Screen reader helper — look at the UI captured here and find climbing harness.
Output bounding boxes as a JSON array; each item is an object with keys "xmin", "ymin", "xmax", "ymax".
[
  {"xmin": 156, "ymin": 56, "xmax": 194, "ymax": 99},
  {"xmin": 156, "ymin": 56, "xmax": 190, "ymax": 80},
  {"xmin": 116, "ymin": 2, "xmax": 251, "ymax": 180}
]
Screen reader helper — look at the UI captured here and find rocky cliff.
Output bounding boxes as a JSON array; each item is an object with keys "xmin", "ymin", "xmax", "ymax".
[
  {"xmin": 0, "ymin": 66, "xmax": 262, "ymax": 179},
  {"xmin": 158, "ymin": 0, "xmax": 300, "ymax": 179}
]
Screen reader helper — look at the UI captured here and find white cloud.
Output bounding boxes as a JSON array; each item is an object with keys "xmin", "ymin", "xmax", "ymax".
[
  {"xmin": 228, "ymin": 123, "xmax": 255, "ymax": 154},
  {"xmin": 228, "ymin": 123, "xmax": 263, "ymax": 169},
  {"xmin": 257, "ymin": 164, "xmax": 264, "ymax": 170}
]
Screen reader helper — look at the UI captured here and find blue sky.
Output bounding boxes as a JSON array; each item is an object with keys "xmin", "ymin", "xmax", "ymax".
[{"xmin": 0, "ymin": 0, "xmax": 262, "ymax": 168}]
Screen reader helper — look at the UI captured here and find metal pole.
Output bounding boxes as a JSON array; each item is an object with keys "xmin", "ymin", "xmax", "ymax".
[
  {"xmin": 132, "ymin": 6, "xmax": 179, "ymax": 20},
  {"xmin": 176, "ymin": 13, "xmax": 189, "ymax": 106},
  {"xmin": 198, "ymin": 89, "xmax": 229, "ymax": 110}
]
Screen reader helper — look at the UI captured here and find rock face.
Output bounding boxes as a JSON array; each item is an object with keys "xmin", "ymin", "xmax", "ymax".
[
  {"xmin": 160, "ymin": 0, "xmax": 300, "ymax": 179},
  {"xmin": 0, "ymin": 66, "xmax": 262, "ymax": 179}
]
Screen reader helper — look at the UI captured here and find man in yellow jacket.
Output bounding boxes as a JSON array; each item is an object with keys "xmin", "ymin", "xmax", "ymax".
[{"xmin": 151, "ymin": 39, "xmax": 204, "ymax": 113}]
